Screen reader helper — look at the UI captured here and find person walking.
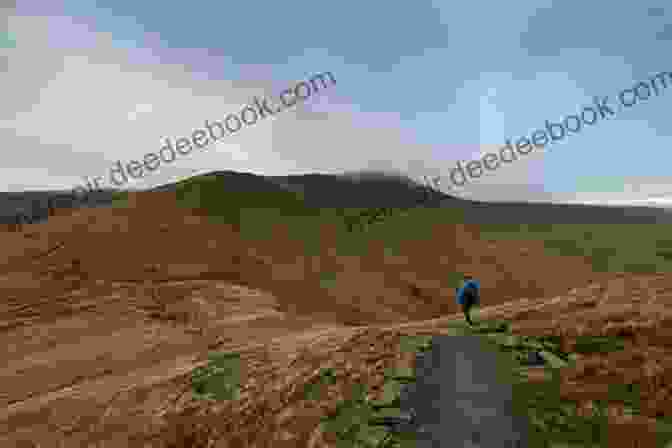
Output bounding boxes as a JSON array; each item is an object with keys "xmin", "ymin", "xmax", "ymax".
[{"xmin": 455, "ymin": 274, "xmax": 480, "ymax": 326}]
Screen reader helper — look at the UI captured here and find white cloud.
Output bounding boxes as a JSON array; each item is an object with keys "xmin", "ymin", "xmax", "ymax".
[
  {"xmin": 1, "ymin": 14, "xmax": 449, "ymax": 193},
  {"xmin": 0, "ymin": 13, "xmax": 590, "ymax": 205}
]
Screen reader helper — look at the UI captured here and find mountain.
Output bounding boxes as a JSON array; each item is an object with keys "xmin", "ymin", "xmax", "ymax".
[
  {"xmin": 3, "ymin": 170, "xmax": 672, "ymax": 225},
  {"xmin": 151, "ymin": 170, "xmax": 448, "ymax": 209},
  {"xmin": 153, "ymin": 170, "xmax": 672, "ymax": 224}
]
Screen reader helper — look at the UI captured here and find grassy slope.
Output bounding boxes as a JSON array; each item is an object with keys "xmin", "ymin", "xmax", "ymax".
[
  {"xmin": 156, "ymin": 174, "xmax": 672, "ymax": 276},
  {"xmin": 476, "ymin": 223, "xmax": 672, "ymax": 274},
  {"xmin": 110, "ymin": 175, "xmax": 672, "ymax": 287},
  {"xmin": 111, "ymin": 175, "xmax": 672, "ymax": 446}
]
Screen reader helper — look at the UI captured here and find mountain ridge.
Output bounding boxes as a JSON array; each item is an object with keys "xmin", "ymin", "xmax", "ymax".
[{"xmin": 3, "ymin": 170, "xmax": 672, "ymax": 224}]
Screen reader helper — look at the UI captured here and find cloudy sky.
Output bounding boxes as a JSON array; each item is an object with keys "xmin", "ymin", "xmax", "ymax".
[{"xmin": 1, "ymin": 1, "xmax": 672, "ymax": 206}]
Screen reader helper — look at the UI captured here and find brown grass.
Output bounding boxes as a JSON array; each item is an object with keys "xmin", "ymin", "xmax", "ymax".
[{"xmin": 0, "ymin": 192, "xmax": 669, "ymax": 447}]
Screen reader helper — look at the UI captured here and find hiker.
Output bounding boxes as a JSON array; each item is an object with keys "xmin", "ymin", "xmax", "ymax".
[{"xmin": 455, "ymin": 275, "xmax": 480, "ymax": 326}]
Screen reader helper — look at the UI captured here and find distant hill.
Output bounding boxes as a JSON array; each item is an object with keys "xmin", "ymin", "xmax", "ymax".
[
  {"xmin": 151, "ymin": 171, "xmax": 319, "ymax": 223},
  {"xmin": 3, "ymin": 170, "xmax": 672, "ymax": 225},
  {"xmin": 0, "ymin": 189, "xmax": 118, "ymax": 225},
  {"xmin": 151, "ymin": 170, "xmax": 446, "ymax": 209},
  {"xmin": 267, "ymin": 171, "xmax": 450, "ymax": 209},
  {"xmin": 153, "ymin": 170, "xmax": 672, "ymax": 224},
  {"xmin": 449, "ymin": 199, "xmax": 672, "ymax": 224}
]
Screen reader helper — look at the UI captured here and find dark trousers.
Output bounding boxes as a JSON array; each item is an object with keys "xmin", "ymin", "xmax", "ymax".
[{"xmin": 462, "ymin": 297, "xmax": 475, "ymax": 325}]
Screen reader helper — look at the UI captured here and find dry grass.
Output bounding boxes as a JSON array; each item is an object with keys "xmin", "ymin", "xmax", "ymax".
[{"xmin": 1, "ymin": 193, "xmax": 672, "ymax": 446}]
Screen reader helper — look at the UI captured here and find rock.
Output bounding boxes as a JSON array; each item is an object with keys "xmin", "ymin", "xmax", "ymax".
[{"xmin": 524, "ymin": 351, "xmax": 546, "ymax": 366}]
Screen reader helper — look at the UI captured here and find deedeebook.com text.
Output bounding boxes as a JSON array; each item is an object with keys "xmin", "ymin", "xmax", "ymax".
[
  {"xmin": 69, "ymin": 72, "xmax": 336, "ymax": 200},
  {"xmin": 426, "ymin": 70, "xmax": 671, "ymax": 192}
]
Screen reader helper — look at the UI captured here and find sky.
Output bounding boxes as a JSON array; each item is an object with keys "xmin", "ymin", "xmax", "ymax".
[{"xmin": 1, "ymin": 1, "xmax": 672, "ymax": 206}]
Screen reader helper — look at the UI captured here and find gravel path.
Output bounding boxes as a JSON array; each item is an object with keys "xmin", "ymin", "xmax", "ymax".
[{"xmin": 398, "ymin": 335, "xmax": 531, "ymax": 447}]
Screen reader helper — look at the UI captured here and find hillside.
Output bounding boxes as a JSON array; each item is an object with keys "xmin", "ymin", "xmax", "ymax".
[
  {"xmin": 4, "ymin": 170, "xmax": 672, "ymax": 226},
  {"xmin": 0, "ymin": 171, "xmax": 671, "ymax": 446}
]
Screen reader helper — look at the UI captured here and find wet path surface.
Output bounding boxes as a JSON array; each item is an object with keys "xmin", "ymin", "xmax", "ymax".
[{"xmin": 399, "ymin": 335, "xmax": 531, "ymax": 447}]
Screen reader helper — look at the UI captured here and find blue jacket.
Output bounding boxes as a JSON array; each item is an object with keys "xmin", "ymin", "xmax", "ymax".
[{"xmin": 456, "ymin": 280, "xmax": 480, "ymax": 305}]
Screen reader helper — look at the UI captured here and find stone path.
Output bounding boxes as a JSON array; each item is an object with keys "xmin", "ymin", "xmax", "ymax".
[{"xmin": 398, "ymin": 334, "xmax": 531, "ymax": 447}]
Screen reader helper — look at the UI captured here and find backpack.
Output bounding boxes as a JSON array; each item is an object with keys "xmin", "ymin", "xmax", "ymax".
[{"xmin": 460, "ymin": 281, "xmax": 480, "ymax": 305}]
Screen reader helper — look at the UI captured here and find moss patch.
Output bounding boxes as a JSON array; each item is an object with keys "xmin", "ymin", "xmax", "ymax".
[{"xmin": 190, "ymin": 351, "xmax": 242, "ymax": 402}]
